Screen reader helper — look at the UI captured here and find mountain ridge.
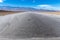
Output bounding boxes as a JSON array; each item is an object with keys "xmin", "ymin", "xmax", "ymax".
[{"xmin": 0, "ymin": 6, "xmax": 58, "ymax": 12}]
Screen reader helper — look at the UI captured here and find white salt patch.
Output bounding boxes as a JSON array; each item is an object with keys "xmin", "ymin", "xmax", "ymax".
[{"xmin": 0, "ymin": 12, "xmax": 60, "ymax": 39}]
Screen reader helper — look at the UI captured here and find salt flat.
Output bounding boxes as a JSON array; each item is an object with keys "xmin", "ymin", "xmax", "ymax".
[{"xmin": 0, "ymin": 12, "xmax": 60, "ymax": 40}]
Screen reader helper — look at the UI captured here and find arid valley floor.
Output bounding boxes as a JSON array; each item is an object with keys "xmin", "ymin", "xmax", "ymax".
[
  {"xmin": 0, "ymin": 11, "xmax": 60, "ymax": 15},
  {"xmin": 0, "ymin": 11, "xmax": 60, "ymax": 40}
]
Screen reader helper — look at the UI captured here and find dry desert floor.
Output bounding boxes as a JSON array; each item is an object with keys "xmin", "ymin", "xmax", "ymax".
[
  {"xmin": 0, "ymin": 11, "xmax": 60, "ymax": 15},
  {"xmin": 0, "ymin": 11, "xmax": 60, "ymax": 40},
  {"xmin": 39, "ymin": 12, "xmax": 60, "ymax": 15},
  {"xmin": 0, "ymin": 11, "xmax": 24, "ymax": 15}
]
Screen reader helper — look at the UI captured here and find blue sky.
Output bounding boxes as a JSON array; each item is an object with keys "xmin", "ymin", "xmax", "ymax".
[
  {"xmin": 0, "ymin": 0, "xmax": 60, "ymax": 10},
  {"xmin": 0, "ymin": 0, "xmax": 59, "ymax": 6}
]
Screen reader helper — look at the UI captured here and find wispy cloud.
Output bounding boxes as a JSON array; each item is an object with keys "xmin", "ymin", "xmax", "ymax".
[
  {"xmin": 34, "ymin": 4, "xmax": 60, "ymax": 11},
  {"xmin": 0, "ymin": 0, "xmax": 4, "ymax": 3}
]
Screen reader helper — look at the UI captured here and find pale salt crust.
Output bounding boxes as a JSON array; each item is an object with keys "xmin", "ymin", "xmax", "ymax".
[{"xmin": 0, "ymin": 12, "xmax": 60, "ymax": 40}]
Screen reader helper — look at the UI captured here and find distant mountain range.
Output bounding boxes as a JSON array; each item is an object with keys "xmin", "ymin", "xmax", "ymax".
[{"xmin": 0, "ymin": 6, "xmax": 59, "ymax": 12}]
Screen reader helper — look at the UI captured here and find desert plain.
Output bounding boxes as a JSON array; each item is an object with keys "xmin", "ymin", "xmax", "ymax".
[
  {"xmin": 0, "ymin": 11, "xmax": 60, "ymax": 15},
  {"xmin": 0, "ymin": 11, "xmax": 60, "ymax": 40}
]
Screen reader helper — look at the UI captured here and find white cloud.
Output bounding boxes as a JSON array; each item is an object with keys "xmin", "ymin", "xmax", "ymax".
[
  {"xmin": 0, "ymin": 0, "xmax": 4, "ymax": 2},
  {"xmin": 34, "ymin": 4, "xmax": 60, "ymax": 11}
]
